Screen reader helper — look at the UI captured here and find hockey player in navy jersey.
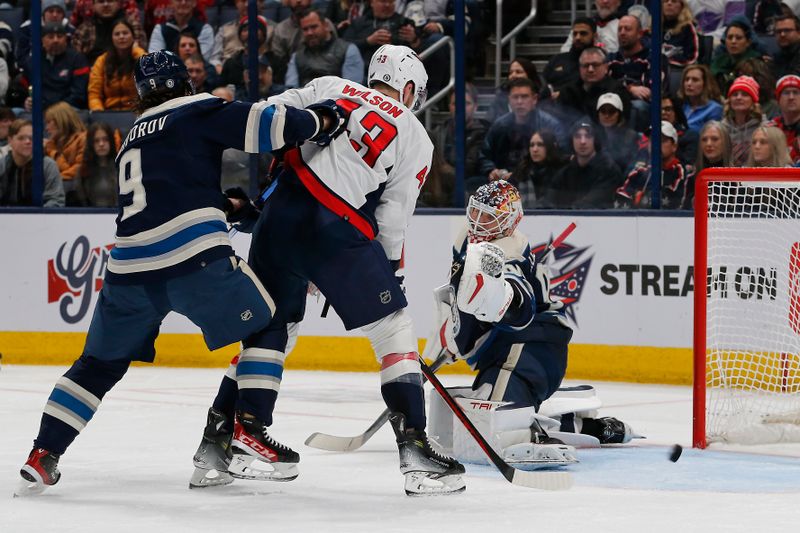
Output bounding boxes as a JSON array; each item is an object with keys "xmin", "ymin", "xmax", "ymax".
[
  {"xmin": 15, "ymin": 50, "xmax": 348, "ymax": 497},
  {"xmin": 191, "ymin": 44, "xmax": 465, "ymax": 496},
  {"xmin": 429, "ymin": 180, "xmax": 636, "ymax": 463}
]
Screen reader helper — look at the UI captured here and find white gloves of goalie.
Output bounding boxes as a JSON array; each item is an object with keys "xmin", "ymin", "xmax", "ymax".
[{"xmin": 456, "ymin": 242, "xmax": 514, "ymax": 323}]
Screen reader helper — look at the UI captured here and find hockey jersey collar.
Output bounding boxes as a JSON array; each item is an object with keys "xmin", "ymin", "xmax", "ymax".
[{"xmin": 138, "ymin": 93, "xmax": 218, "ymax": 120}]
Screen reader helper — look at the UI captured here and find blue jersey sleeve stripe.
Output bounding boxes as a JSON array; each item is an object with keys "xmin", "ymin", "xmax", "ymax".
[
  {"xmin": 265, "ymin": 104, "xmax": 286, "ymax": 152},
  {"xmin": 49, "ymin": 388, "xmax": 95, "ymax": 422},
  {"xmin": 110, "ymin": 220, "xmax": 227, "ymax": 260},
  {"xmin": 235, "ymin": 361, "xmax": 284, "ymax": 379},
  {"xmin": 244, "ymin": 101, "xmax": 268, "ymax": 153}
]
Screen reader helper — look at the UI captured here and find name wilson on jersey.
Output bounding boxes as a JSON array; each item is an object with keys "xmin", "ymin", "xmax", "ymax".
[{"xmin": 341, "ymin": 85, "xmax": 404, "ymax": 118}]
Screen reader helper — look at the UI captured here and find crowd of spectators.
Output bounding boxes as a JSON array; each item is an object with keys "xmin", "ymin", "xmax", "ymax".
[
  {"xmin": 1, "ymin": 0, "xmax": 800, "ymax": 210},
  {"xmin": 426, "ymin": 0, "xmax": 800, "ymax": 210}
]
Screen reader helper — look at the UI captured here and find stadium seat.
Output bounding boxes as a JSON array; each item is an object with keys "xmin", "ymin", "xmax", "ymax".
[
  {"xmin": 89, "ymin": 111, "xmax": 136, "ymax": 138},
  {"xmin": 205, "ymin": 5, "xmax": 220, "ymax": 30},
  {"xmin": 219, "ymin": 5, "xmax": 239, "ymax": 27},
  {"xmin": 0, "ymin": 7, "xmax": 23, "ymax": 39}
]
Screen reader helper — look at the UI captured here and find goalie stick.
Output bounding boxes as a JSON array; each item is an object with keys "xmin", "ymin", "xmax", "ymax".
[
  {"xmin": 305, "ymin": 222, "xmax": 578, "ymax": 453},
  {"xmin": 304, "ymin": 350, "xmax": 451, "ymax": 451},
  {"xmin": 419, "ymin": 357, "xmax": 573, "ymax": 490}
]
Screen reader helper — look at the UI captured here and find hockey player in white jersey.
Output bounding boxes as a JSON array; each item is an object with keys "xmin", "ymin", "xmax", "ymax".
[
  {"xmin": 192, "ymin": 45, "xmax": 465, "ymax": 496},
  {"xmin": 425, "ymin": 180, "xmax": 638, "ymax": 466}
]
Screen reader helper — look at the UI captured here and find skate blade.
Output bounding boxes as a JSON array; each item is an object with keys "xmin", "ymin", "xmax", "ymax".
[
  {"xmin": 228, "ymin": 454, "xmax": 299, "ymax": 482},
  {"xmin": 189, "ymin": 467, "xmax": 234, "ymax": 489},
  {"xmin": 13, "ymin": 478, "xmax": 48, "ymax": 498},
  {"xmin": 404, "ymin": 472, "xmax": 466, "ymax": 496},
  {"xmin": 504, "ymin": 443, "xmax": 579, "ymax": 466}
]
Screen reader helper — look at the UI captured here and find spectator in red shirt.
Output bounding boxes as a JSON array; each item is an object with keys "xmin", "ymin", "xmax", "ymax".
[{"xmin": 768, "ymin": 75, "xmax": 800, "ymax": 163}]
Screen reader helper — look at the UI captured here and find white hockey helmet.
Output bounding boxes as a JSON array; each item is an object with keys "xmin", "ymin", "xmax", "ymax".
[{"xmin": 367, "ymin": 44, "xmax": 428, "ymax": 111}]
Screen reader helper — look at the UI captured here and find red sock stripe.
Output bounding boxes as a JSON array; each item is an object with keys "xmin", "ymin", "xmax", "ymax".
[{"xmin": 381, "ymin": 352, "xmax": 419, "ymax": 370}]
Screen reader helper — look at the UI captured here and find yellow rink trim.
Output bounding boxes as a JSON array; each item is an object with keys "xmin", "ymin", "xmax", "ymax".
[
  {"xmin": 0, "ymin": 331, "xmax": 693, "ymax": 384},
  {"xmin": 708, "ymin": 350, "xmax": 800, "ymax": 393}
]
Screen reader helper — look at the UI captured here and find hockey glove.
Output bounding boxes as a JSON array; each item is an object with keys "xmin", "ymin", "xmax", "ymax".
[
  {"xmin": 534, "ymin": 262, "xmax": 564, "ymax": 312},
  {"xmin": 223, "ymin": 187, "xmax": 260, "ymax": 233},
  {"xmin": 457, "ymin": 242, "xmax": 514, "ymax": 323},
  {"xmin": 307, "ymin": 99, "xmax": 348, "ymax": 146}
]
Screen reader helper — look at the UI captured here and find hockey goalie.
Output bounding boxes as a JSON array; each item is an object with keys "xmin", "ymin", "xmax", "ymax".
[{"xmin": 426, "ymin": 180, "xmax": 640, "ymax": 467}]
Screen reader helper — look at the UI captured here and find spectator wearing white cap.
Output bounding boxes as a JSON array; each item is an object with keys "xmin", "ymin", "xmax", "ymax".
[
  {"xmin": 596, "ymin": 92, "xmax": 641, "ymax": 173},
  {"xmin": 721, "ymin": 75, "xmax": 766, "ymax": 166},
  {"xmin": 767, "ymin": 74, "xmax": 800, "ymax": 163},
  {"xmin": 615, "ymin": 120, "xmax": 689, "ymax": 209}
]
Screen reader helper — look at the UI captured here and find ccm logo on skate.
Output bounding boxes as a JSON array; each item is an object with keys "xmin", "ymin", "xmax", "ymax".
[{"xmin": 238, "ymin": 433, "xmax": 278, "ymax": 462}]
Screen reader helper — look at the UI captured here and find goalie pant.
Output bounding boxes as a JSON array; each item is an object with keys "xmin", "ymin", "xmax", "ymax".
[{"xmin": 449, "ymin": 228, "xmax": 573, "ymax": 410}]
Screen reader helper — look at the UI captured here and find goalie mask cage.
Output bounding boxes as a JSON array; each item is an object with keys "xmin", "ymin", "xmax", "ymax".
[{"xmin": 694, "ymin": 168, "xmax": 800, "ymax": 448}]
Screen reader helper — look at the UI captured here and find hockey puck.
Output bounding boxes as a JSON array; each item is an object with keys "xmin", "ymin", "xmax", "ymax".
[{"xmin": 669, "ymin": 444, "xmax": 683, "ymax": 462}]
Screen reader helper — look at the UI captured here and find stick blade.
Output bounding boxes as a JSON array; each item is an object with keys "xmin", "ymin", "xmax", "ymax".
[
  {"xmin": 508, "ymin": 469, "xmax": 574, "ymax": 491},
  {"xmin": 304, "ymin": 432, "xmax": 366, "ymax": 452}
]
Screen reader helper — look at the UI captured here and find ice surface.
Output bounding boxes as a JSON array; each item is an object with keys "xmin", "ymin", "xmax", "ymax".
[{"xmin": 2, "ymin": 365, "xmax": 800, "ymax": 533}]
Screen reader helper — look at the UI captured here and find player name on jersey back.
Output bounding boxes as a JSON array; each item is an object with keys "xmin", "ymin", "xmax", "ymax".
[
  {"xmin": 340, "ymin": 84, "xmax": 405, "ymax": 119},
  {"xmin": 119, "ymin": 115, "xmax": 168, "ymax": 152}
]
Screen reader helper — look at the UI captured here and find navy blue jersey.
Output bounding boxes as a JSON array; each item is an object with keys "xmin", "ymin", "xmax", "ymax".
[
  {"xmin": 449, "ymin": 228, "xmax": 570, "ymax": 371},
  {"xmin": 107, "ymin": 93, "xmax": 322, "ymax": 284}
]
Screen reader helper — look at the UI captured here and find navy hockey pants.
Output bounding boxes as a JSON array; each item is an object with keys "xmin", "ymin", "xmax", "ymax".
[{"xmin": 473, "ymin": 316, "xmax": 572, "ymax": 409}]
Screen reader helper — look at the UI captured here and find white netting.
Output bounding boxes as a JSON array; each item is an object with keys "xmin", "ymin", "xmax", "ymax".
[{"xmin": 705, "ymin": 179, "xmax": 800, "ymax": 444}]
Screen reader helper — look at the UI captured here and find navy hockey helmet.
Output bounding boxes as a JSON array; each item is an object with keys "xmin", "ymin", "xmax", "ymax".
[{"xmin": 134, "ymin": 50, "xmax": 194, "ymax": 98}]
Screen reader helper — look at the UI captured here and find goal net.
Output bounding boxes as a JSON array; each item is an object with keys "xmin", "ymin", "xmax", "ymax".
[{"xmin": 694, "ymin": 168, "xmax": 800, "ymax": 447}]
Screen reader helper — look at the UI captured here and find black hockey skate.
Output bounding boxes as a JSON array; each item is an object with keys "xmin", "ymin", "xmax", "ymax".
[
  {"xmin": 228, "ymin": 412, "xmax": 299, "ymax": 482},
  {"xmin": 15, "ymin": 448, "xmax": 61, "ymax": 497},
  {"xmin": 190, "ymin": 407, "xmax": 235, "ymax": 489},
  {"xmin": 582, "ymin": 417, "xmax": 638, "ymax": 444},
  {"xmin": 389, "ymin": 412, "xmax": 466, "ymax": 496}
]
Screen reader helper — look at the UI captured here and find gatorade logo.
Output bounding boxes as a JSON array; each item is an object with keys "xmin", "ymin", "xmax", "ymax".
[{"xmin": 789, "ymin": 243, "xmax": 800, "ymax": 335}]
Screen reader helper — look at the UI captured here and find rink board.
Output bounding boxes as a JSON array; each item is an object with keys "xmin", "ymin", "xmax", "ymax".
[{"xmin": 0, "ymin": 211, "xmax": 703, "ymax": 383}]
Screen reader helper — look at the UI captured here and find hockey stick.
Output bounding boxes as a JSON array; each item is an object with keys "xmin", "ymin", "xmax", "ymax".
[
  {"xmin": 306, "ymin": 222, "xmax": 578, "ymax": 452},
  {"xmin": 304, "ymin": 350, "xmax": 451, "ymax": 452},
  {"xmin": 539, "ymin": 221, "xmax": 576, "ymax": 262},
  {"xmin": 418, "ymin": 357, "xmax": 574, "ymax": 490}
]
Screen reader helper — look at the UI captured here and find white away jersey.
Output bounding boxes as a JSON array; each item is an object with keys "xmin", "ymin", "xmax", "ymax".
[{"xmin": 267, "ymin": 76, "xmax": 433, "ymax": 261}]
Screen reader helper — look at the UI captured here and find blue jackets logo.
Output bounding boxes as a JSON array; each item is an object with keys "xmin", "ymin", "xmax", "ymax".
[
  {"xmin": 531, "ymin": 238, "xmax": 593, "ymax": 326},
  {"xmin": 48, "ymin": 236, "xmax": 112, "ymax": 324}
]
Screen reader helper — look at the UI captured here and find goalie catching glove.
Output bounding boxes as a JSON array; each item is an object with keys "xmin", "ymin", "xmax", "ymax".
[
  {"xmin": 306, "ymin": 99, "xmax": 348, "ymax": 146},
  {"xmin": 456, "ymin": 242, "xmax": 514, "ymax": 323}
]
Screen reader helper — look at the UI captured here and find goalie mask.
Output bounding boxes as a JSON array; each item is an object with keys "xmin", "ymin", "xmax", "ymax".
[
  {"xmin": 367, "ymin": 44, "xmax": 428, "ymax": 111},
  {"xmin": 467, "ymin": 180, "xmax": 523, "ymax": 243}
]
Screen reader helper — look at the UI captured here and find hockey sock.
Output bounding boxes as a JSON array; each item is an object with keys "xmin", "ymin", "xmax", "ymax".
[
  {"xmin": 211, "ymin": 354, "xmax": 240, "ymax": 423},
  {"xmin": 380, "ymin": 352, "xmax": 426, "ymax": 430},
  {"xmin": 34, "ymin": 355, "xmax": 130, "ymax": 455},
  {"xmin": 235, "ymin": 328, "xmax": 288, "ymax": 425}
]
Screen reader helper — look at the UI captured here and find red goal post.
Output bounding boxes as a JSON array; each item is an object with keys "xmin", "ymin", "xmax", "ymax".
[{"xmin": 693, "ymin": 168, "xmax": 800, "ymax": 448}]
